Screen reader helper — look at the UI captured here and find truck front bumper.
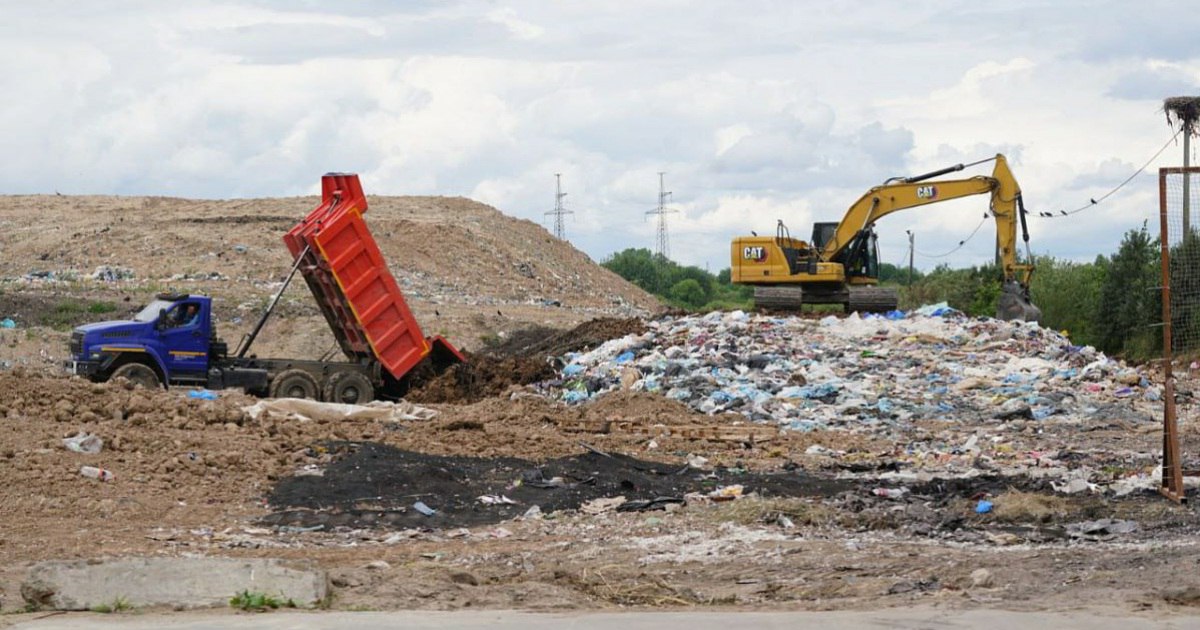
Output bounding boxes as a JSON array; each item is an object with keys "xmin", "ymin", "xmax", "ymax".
[{"xmin": 64, "ymin": 359, "xmax": 100, "ymax": 377}]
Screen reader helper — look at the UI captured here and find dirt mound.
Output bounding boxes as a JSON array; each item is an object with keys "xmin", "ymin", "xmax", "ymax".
[
  {"xmin": 406, "ymin": 317, "xmax": 647, "ymax": 404},
  {"xmin": 481, "ymin": 317, "xmax": 646, "ymax": 359},
  {"xmin": 263, "ymin": 442, "xmax": 852, "ymax": 530},
  {"xmin": 0, "ymin": 194, "xmax": 660, "ymax": 315}
]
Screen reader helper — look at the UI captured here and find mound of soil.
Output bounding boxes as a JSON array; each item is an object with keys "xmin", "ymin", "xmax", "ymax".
[
  {"xmin": 263, "ymin": 442, "xmax": 852, "ymax": 530},
  {"xmin": 481, "ymin": 317, "xmax": 646, "ymax": 359},
  {"xmin": 405, "ymin": 317, "xmax": 646, "ymax": 404}
]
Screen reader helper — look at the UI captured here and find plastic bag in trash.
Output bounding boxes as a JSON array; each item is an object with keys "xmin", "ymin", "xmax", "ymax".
[
  {"xmin": 914, "ymin": 302, "xmax": 958, "ymax": 317},
  {"xmin": 188, "ymin": 389, "xmax": 219, "ymax": 400},
  {"xmin": 63, "ymin": 432, "xmax": 103, "ymax": 454},
  {"xmin": 562, "ymin": 364, "xmax": 586, "ymax": 376}
]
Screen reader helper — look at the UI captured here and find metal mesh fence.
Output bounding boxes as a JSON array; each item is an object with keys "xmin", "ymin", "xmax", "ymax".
[{"xmin": 1158, "ymin": 168, "xmax": 1200, "ymax": 500}]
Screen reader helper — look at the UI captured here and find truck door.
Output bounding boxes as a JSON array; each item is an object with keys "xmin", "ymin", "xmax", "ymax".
[{"xmin": 159, "ymin": 301, "xmax": 210, "ymax": 379}]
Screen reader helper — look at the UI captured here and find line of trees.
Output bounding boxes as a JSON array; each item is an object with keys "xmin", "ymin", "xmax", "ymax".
[
  {"xmin": 601, "ymin": 248, "xmax": 752, "ymax": 311},
  {"xmin": 603, "ymin": 223, "xmax": 1189, "ymax": 360}
]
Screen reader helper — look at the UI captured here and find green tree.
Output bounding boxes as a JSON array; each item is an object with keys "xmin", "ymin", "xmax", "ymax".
[
  {"xmin": 1094, "ymin": 225, "xmax": 1160, "ymax": 357},
  {"xmin": 1029, "ymin": 255, "xmax": 1106, "ymax": 347},
  {"xmin": 603, "ymin": 250, "xmax": 751, "ymax": 311},
  {"xmin": 1169, "ymin": 229, "xmax": 1200, "ymax": 354},
  {"xmin": 669, "ymin": 278, "xmax": 706, "ymax": 308}
]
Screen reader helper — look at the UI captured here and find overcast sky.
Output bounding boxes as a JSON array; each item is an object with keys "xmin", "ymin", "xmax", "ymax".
[{"xmin": 4, "ymin": 1, "xmax": 1199, "ymax": 272}]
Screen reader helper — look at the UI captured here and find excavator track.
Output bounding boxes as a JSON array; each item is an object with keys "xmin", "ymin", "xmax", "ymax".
[
  {"xmin": 753, "ymin": 286, "xmax": 806, "ymax": 311},
  {"xmin": 846, "ymin": 286, "xmax": 899, "ymax": 313}
]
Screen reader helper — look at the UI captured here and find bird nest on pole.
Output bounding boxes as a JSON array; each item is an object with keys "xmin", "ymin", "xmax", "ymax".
[{"xmin": 1164, "ymin": 96, "xmax": 1200, "ymax": 131}]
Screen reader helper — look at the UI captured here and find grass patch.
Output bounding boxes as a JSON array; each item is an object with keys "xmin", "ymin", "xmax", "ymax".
[
  {"xmin": 229, "ymin": 590, "xmax": 296, "ymax": 612},
  {"xmin": 87, "ymin": 301, "xmax": 117, "ymax": 314},
  {"xmin": 992, "ymin": 490, "xmax": 1069, "ymax": 523},
  {"xmin": 90, "ymin": 596, "xmax": 133, "ymax": 613},
  {"xmin": 707, "ymin": 496, "xmax": 831, "ymax": 526},
  {"xmin": 41, "ymin": 299, "xmax": 121, "ymax": 330}
]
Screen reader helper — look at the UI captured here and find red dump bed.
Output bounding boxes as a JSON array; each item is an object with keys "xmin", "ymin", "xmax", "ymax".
[{"xmin": 283, "ymin": 173, "xmax": 464, "ymax": 380}]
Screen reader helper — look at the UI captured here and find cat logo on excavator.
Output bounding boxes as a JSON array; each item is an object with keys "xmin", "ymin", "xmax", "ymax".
[{"xmin": 742, "ymin": 246, "xmax": 767, "ymax": 262}]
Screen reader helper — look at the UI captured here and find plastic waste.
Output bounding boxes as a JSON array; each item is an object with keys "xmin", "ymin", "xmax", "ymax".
[
  {"xmin": 413, "ymin": 501, "xmax": 437, "ymax": 516},
  {"xmin": 539, "ymin": 303, "xmax": 1154, "ymax": 496},
  {"xmin": 873, "ymin": 487, "xmax": 909, "ymax": 499},
  {"xmin": 188, "ymin": 389, "xmax": 219, "ymax": 400},
  {"xmin": 79, "ymin": 465, "xmax": 114, "ymax": 481},
  {"xmin": 617, "ymin": 497, "xmax": 686, "ymax": 512},
  {"xmin": 975, "ymin": 500, "xmax": 993, "ymax": 514},
  {"xmin": 63, "ymin": 433, "xmax": 103, "ymax": 454},
  {"xmin": 0, "ymin": 318, "xmax": 14, "ymax": 329},
  {"xmin": 562, "ymin": 363, "xmax": 586, "ymax": 376},
  {"xmin": 708, "ymin": 485, "xmax": 744, "ymax": 501}
]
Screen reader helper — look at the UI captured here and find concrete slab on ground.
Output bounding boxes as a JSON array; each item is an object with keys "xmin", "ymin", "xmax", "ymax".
[
  {"xmin": 20, "ymin": 557, "xmax": 328, "ymax": 611},
  {"xmin": 9, "ymin": 608, "xmax": 1200, "ymax": 630}
]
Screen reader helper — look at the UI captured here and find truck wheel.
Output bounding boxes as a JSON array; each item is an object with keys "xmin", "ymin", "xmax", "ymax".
[
  {"xmin": 269, "ymin": 369, "xmax": 318, "ymax": 400},
  {"xmin": 110, "ymin": 362, "xmax": 162, "ymax": 390},
  {"xmin": 323, "ymin": 371, "xmax": 375, "ymax": 405}
]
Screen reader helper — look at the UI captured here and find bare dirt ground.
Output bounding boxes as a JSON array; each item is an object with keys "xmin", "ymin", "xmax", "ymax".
[{"xmin": 2, "ymin": 193, "xmax": 1200, "ymax": 621}]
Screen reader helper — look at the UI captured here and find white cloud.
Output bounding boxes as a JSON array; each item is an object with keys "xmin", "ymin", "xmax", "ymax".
[{"xmin": 2, "ymin": 1, "xmax": 1198, "ymax": 273}]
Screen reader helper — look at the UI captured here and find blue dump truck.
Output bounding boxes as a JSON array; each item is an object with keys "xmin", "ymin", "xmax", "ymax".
[{"xmin": 65, "ymin": 173, "xmax": 463, "ymax": 403}]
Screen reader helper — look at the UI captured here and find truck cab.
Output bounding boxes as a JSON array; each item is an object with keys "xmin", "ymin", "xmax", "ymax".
[{"xmin": 67, "ymin": 293, "xmax": 217, "ymax": 389}]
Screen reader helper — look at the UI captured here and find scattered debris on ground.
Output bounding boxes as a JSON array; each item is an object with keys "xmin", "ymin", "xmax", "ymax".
[{"xmin": 5, "ymin": 193, "xmax": 1200, "ymax": 615}]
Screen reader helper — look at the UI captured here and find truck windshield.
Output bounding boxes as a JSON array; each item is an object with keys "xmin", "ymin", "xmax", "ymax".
[{"xmin": 133, "ymin": 299, "xmax": 177, "ymax": 322}]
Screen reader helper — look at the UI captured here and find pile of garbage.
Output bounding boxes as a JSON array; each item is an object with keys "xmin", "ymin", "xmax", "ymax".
[{"xmin": 547, "ymin": 308, "xmax": 1160, "ymax": 433}]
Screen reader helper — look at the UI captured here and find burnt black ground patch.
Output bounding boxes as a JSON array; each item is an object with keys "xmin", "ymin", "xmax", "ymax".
[{"xmin": 261, "ymin": 442, "xmax": 853, "ymax": 530}]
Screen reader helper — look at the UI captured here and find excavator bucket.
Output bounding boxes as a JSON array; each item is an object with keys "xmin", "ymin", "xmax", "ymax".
[{"xmin": 996, "ymin": 281, "xmax": 1041, "ymax": 322}]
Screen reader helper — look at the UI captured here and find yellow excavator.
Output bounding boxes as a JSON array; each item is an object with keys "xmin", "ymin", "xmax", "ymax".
[{"xmin": 729, "ymin": 153, "xmax": 1041, "ymax": 321}]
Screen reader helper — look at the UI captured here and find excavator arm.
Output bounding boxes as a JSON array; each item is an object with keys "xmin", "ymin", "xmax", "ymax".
[{"xmin": 820, "ymin": 154, "xmax": 1033, "ymax": 288}]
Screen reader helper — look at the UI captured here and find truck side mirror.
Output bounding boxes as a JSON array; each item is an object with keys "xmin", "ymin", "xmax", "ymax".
[{"xmin": 156, "ymin": 309, "xmax": 167, "ymax": 330}]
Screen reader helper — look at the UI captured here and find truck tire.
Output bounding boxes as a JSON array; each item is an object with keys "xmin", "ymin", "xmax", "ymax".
[
  {"xmin": 323, "ymin": 371, "xmax": 375, "ymax": 405},
  {"xmin": 110, "ymin": 362, "xmax": 162, "ymax": 390},
  {"xmin": 269, "ymin": 369, "xmax": 318, "ymax": 400}
]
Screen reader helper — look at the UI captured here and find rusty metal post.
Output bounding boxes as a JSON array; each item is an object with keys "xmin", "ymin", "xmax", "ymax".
[{"xmin": 1160, "ymin": 167, "xmax": 1186, "ymax": 503}]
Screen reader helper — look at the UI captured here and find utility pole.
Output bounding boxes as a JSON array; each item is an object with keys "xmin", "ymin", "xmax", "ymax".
[
  {"xmin": 544, "ymin": 173, "xmax": 573, "ymax": 240},
  {"xmin": 906, "ymin": 230, "xmax": 915, "ymax": 286},
  {"xmin": 1185, "ymin": 120, "xmax": 1193, "ymax": 235},
  {"xmin": 645, "ymin": 172, "xmax": 677, "ymax": 260}
]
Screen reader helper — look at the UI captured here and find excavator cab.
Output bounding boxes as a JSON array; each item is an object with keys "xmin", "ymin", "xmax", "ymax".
[{"xmin": 811, "ymin": 222, "xmax": 838, "ymax": 250}]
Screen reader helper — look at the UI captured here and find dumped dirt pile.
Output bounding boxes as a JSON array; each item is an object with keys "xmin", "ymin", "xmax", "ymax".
[
  {"xmin": 405, "ymin": 317, "xmax": 646, "ymax": 404},
  {"xmin": 0, "ymin": 369, "xmax": 834, "ymax": 565}
]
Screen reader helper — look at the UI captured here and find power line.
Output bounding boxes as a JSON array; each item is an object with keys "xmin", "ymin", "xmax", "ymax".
[
  {"xmin": 645, "ymin": 172, "xmax": 677, "ymax": 259},
  {"xmin": 913, "ymin": 131, "xmax": 1182, "ymax": 258},
  {"xmin": 544, "ymin": 173, "xmax": 573, "ymax": 240},
  {"xmin": 1033, "ymin": 128, "xmax": 1182, "ymax": 219},
  {"xmin": 914, "ymin": 212, "xmax": 991, "ymax": 258}
]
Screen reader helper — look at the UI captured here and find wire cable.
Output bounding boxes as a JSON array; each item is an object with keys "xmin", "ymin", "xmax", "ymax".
[
  {"xmin": 912, "ymin": 131, "xmax": 1183, "ymax": 257},
  {"xmin": 914, "ymin": 212, "xmax": 991, "ymax": 258},
  {"xmin": 1033, "ymin": 128, "xmax": 1183, "ymax": 219}
]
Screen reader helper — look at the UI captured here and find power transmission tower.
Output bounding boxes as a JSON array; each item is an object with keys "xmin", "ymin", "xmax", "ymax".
[
  {"xmin": 645, "ymin": 172, "xmax": 677, "ymax": 260},
  {"xmin": 544, "ymin": 173, "xmax": 572, "ymax": 240}
]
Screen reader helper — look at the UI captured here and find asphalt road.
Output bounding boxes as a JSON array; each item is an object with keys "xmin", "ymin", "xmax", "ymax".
[{"xmin": 10, "ymin": 608, "xmax": 1200, "ymax": 630}]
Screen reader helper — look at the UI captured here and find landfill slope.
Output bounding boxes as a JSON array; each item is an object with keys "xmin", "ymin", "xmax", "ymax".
[{"xmin": 0, "ymin": 192, "xmax": 661, "ymax": 371}]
